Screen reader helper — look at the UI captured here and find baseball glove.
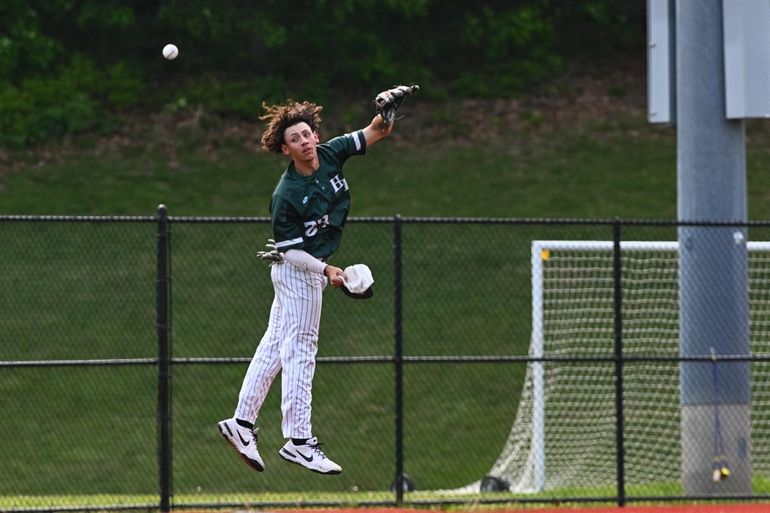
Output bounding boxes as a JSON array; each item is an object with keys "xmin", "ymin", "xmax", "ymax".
[{"xmin": 374, "ymin": 84, "xmax": 420, "ymax": 125}]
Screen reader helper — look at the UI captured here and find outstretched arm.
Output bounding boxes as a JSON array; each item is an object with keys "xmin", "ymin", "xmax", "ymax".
[
  {"xmin": 362, "ymin": 113, "xmax": 394, "ymax": 147},
  {"xmin": 283, "ymin": 249, "xmax": 345, "ymax": 287}
]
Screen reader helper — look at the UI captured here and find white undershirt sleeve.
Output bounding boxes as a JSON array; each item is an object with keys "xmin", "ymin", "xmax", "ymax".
[{"xmin": 283, "ymin": 249, "xmax": 327, "ymax": 275}]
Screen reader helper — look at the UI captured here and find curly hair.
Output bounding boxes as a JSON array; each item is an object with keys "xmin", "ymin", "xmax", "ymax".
[{"xmin": 259, "ymin": 100, "xmax": 323, "ymax": 154}]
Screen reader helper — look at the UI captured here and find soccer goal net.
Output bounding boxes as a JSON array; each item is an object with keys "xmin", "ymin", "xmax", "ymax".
[{"xmin": 485, "ymin": 240, "xmax": 770, "ymax": 493}]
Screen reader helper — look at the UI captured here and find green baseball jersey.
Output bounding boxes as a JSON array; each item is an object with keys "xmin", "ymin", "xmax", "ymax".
[{"xmin": 270, "ymin": 130, "xmax": 366, "ymax": 259}]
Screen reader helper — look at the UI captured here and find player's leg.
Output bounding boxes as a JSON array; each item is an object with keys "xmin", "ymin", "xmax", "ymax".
[
  {"xmin": 218, "ymin": 266, "xmax": 285, "ymax": 472},
  {"xmin": 274, "ymin": 265, "xmax": 341, "ymax": 474},
  {"xmin": 235, "ymin": 286, "xmax": 285, "ymax": 420},
  {"xmin": 274, "ymin": 265, "xmax": 322, "ymax": 438}
]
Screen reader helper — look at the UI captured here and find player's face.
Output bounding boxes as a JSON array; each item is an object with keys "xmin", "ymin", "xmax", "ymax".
[{"xmin": 282, "ymin": 122, "xmax": 319, "ymax": 164}]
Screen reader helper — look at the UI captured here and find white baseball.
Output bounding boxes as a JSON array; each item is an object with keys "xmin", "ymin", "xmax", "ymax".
[{"xmin": 162, "ymin": 44, "xmax": 179, "ymax": 60}]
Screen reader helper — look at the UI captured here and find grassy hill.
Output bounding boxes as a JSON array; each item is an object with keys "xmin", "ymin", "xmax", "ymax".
[{"xmin": 3, "ymin": 66, "xmax": 770, "ymax": 220}]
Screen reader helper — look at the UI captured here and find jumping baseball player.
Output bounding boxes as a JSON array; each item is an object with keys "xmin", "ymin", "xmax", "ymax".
[{"xmin": 218, "ymin": 92, "xmax": 409, "ymax": 475}]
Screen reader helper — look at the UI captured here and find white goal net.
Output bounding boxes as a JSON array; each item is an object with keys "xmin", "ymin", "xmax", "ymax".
[{"xmin": 486, "ymin": 240, "xmax": 770, "ymax": 493}]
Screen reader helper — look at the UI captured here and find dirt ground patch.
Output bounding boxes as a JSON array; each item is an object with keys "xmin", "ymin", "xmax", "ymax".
[{"xmin": 267, "ymin": 505, "xmax": 770, "ymax": 513}]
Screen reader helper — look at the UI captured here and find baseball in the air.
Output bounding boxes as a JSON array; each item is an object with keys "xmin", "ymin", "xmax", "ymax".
[{"xmin": 162, "ymin": 44, "xmax": 179, "ymax": 60}]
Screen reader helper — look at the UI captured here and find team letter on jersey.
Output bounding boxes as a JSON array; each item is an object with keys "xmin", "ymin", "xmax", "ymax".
[{"xmin": 329, "ymin": 174, "xmax": 349, "ymax": 194}]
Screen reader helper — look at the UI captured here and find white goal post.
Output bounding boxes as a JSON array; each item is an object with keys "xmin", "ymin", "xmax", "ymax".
[{"xmin": 485, "ymin": 239, "xmax": 770, "ymax": 493}]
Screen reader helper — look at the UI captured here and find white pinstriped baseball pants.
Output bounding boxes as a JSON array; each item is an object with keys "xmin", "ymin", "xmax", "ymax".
[{"xmin": 234, "ymin": 261, "xmax": 326, "ymax": 439}]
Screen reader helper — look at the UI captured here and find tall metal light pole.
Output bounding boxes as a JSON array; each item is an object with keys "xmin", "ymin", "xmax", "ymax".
[{"xmin": 675, "ymin": 0, "xmax": 751, "ymax": 495}]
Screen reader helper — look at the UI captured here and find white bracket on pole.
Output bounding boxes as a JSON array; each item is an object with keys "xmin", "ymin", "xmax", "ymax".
[
  {"xmin": 648, "ymin": 0, "xmax": 770, "ymax": 122},
  {"xmin": 723, "ymin": 0, "xmax": 770, "ymax": 119},
  {"xmin": 647, "ymin": 0, "xmax": 676, "ymax": 124}
]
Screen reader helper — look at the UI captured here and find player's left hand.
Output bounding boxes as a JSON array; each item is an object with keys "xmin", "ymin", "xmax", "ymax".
[
  {"xmin": 257, "ymin": 238, "xmax": 284, "ymax": 264},
  {"xmin": 373, "ymin": 113, "xmax": 395, "ymax": 134}
]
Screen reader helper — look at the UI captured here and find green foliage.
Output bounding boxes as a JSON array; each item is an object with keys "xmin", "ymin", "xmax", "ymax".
[
  {"xmin": 0, "ymin": 76, "xmax": 97, "ymax": 148},
  {"xmin": 101, "ymin": 62, "xmax": 147, "ymax": 109},
  {"xmin": 0, "ymin": 1, "xmax": 645, "ymax": 148},
  {"xmin": 171, "ymin": 75, "xmax": 287, "ymax": 118},
  {"xmin": 0, "ymin": 1, "xmax": 64, "ymax": 80},
  {"xmin": 75, "ymin": 0, "xmax": 136, "ymax": 30},
  {"xmin": 0, "ymin": 55, "xmax": 148, "ymax": 147},
  {"xmin": 553, "ymin": 0, "xmax": 645, "ymax": 60}
]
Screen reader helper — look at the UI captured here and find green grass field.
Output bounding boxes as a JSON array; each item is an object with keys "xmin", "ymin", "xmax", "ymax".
[
  {"xmin": 4, "ymin": 108, "xmax": 770, "ymax": 508},
  {"xmin": 0, "ymin": 113, "xmax": 682, "ymax": 218}
]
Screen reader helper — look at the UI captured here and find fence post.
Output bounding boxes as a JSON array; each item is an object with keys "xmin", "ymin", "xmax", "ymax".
[
  {"xmin": 393, "ymin": 215, "xmax": 404, "ymax": 506},
  {"xmin": 612, "ymin": 219, "xmax": 626, "ymax": 507},
  {"xmin": 156, "ymin": 204, "xmax": 172, "ymax": 513}
]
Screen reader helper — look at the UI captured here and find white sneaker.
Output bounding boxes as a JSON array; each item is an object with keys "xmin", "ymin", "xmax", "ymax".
[
  {"xmin": 217, "ymin": 418, "xmax": 265, "ymax": 472},
  {"xmin": 278, "ymin": 437, "xmax": 342, "ymax": 475}
]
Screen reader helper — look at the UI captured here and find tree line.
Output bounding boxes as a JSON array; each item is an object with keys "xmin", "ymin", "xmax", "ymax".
[{"xmin": 0, "ymin": 0, "xmax": 644, "ymax": 147}]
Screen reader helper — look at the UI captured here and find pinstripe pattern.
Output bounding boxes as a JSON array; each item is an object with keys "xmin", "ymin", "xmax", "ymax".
[
  {"xmin": 234, "ymin": 261, "xmax": 326, "ymax": 438},
  {"xmin": 228, "ymin": 125, "xmax": 366, "ymax": 452}
]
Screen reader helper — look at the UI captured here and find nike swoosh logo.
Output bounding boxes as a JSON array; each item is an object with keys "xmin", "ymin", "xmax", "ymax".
[
  {"xmin": 295, "ymin": 449, "xmax": 313, "ymax": 462},
  {"xmin": 237, "ymin": 431, "xmax": 251, "ymax": 446}
]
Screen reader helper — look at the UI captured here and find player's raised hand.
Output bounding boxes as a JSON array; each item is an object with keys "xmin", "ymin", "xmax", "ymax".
[
  {"xmin": 257, "ymin": 238, "xmax": 284, "ymax": 264},
  {"xmin": 372, "ymin": 113, "xmax": 394, "ymax": 134}
]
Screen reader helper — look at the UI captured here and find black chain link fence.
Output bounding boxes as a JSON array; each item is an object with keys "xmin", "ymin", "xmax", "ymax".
[{"xmin": 3, "ymin": 210, "xmax": 770, "ymax": 511}]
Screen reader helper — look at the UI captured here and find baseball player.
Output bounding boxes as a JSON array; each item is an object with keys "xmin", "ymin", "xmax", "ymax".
[{"xmin": 218, "ymin": 99, "xmax": 394, "ymax": 475}]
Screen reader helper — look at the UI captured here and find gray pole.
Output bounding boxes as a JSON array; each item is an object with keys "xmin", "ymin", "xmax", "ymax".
[{"xmin": 676, "ymin": 0, "xmax": 751, "ymax": 495}]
